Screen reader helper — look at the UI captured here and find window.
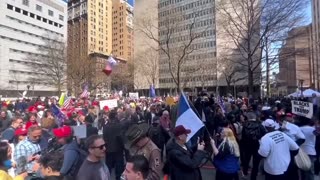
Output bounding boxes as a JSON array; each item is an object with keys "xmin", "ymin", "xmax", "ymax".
[
  {"xmin": 36, "ymin": 4, "xmax": 42, "ymax": 12},
  {"xmin": 7, "ymin": 4, "xmax": 13, "ymax": 10},
  {"xmin": 36, "ymin": 15, "xmax": 41, "ymax": 20},
  {"xmin": 23, "ymin": 10, "xmax": 28, "ymax": 16},
  {"xmin": 48, "ymin": 10, "xmax": 54, "ymax": 16},
  {"xmin": 42, "ymin": 18, "xmax": 47, "ymax": 23},
  {"xmin": 59, "ymin": 15, "xmax": 64, "ymax": 21},
  {"xmin": 49, "ymin": 20, "xmax": 53, "ymax": 25},
  {"xmin": 22, "ymin": 0, "xmax": 29, "ymax": 6},
  {"xmin": 29, "ymin": 13, "xmax": 35, "ymax": 18},
  {"xmin": 54, "ymin": 22, "xmax": 58, "ymax": 27},
  {"xmin": 15, "ymin": 7, "xmax": 21, "ymax": 13}
]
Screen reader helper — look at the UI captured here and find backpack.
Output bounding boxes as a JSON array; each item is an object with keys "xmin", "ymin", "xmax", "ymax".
[
  {"xmin": 66, "ymin": 148, "xmax": 88, "ymax": 178},
  {"xmin": 243, "ymin": 121, "xmax": 261, "ymax": 141}
]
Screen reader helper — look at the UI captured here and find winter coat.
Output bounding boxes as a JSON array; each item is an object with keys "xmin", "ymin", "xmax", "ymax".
[{"xmin": 166, "ymin": 138, "xmax": 207, "ymax": 180}]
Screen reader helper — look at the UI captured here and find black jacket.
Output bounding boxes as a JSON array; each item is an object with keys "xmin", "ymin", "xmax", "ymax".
[
  {"xmin": 45, "ymin": 176, "xmax": 63, "ymax": 180},
  {"xmin": 166, "ymin": 138, "xmax": 207, "ymax": 180},
  {"xmin": 86, "ymin": 124, "xmax": 98, "ymax": 138},
  {"xmin": 103, "ymin": 120, "xmax": 124, "ymax": 153}
]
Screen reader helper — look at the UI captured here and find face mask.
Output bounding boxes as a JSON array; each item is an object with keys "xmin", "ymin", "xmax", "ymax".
[{"xmin": 3, "ymin": 160, "xmax": 12, "ymax": 169}]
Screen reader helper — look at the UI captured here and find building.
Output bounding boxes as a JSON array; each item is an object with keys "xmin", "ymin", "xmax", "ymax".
[
  {"xmin": 312, "ymin": 0, "xmax": 320, "ymax": 90},
  {"xmin": 278, "ymin": 25, "xmax": 313, "ymax": 94},
  {"xmin": 133, "ymin": 0, "xmax": 159, "ymax": 93},
  {"xmin": 112, "ymin": 0, "xmax": 134, "ymax": 61},
  {"xmin": 67, "ymin": 0, "xmax": 113, "ymax": 94},
  {"xmin": 0, "ymin": 0, "xmax": 67, "ymax": 96}
]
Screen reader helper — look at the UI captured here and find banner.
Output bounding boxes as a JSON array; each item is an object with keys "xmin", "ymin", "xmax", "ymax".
[
  {"xmin": 99, "ymin": 99, "xmax": 118, "ymax": 110},
  {"xmin": 291, "ymin": 100, "xmax": 313, "ymax": 119},
  {"xmin": 129, "ymin": 92, "xmax": 139, "ymax": 99}
]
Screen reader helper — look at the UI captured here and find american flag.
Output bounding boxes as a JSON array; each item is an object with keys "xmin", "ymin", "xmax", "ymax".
[
  {"xmin": 80, "ymin": 84, "xmax": 89, "ymax": 98},
  {"xmin": 63, "ymin": 97, "xmax": 72, "ymax": 109}
]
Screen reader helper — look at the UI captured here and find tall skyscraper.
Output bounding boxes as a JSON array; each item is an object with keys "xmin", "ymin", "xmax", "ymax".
[
  {"xmin": 0, "ymin": 0, "xmax": 67, "ymax": 96},
  {"xmin": 312, "ymin": 0, "xmax": 320, "ymax": 90},
  {"xmin": 67, "ymin": 0, "xmax": 113, "ymax": 93},
  {"xmin": 112, "ymin": 0, "xmax": 134, "ymax": 61}
]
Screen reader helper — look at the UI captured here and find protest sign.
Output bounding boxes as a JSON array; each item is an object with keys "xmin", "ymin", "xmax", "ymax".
[
  {"xmin": 72, "ymin": 125, "xmax": 87, "ymax": 138},
  {"xmin": 129, "ymin": 92, "xmax": 139, "ymax": 99},
  {"xmin": 99, "ymin": 99, "xmax": 118, "ymax": 110},
  {"xmin": 291, "ymin": 100, "xmax": 313, "ymax": 119}
]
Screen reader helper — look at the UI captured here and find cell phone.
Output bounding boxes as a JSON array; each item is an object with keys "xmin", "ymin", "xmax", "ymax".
[{"xmin": 32, "ymin": 151, "xmax": 41, "ymax": 156}]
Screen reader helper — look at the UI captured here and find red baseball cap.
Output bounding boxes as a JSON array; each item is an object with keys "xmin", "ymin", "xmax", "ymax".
[
  {"xmin": 174, "ymin": 125, "xmax": 191, "ymax": 137},
  {"xmin": 53, "ymin": 126, "xmax": 72, "ymax": 138},
  {"xmin": 15, "ymin": 128, "xmax": 28, "ymax": 136},
  {"xmin": 103, "ymin": 106, "xmax": 109, "ymax": 112}
]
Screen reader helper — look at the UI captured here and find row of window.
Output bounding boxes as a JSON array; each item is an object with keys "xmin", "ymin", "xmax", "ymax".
[
  {"xmin": 9, "ymin": 79, "xmax": 49, "ymax": 86},
  {"xmin": 159, "ymin": 0, "xmax": 214, "ymax": 9},
  {"xmin": 159, "ymin": 17, "xmax": 214, "ymax": 29},
  {"xmin": 10, "ymin": 48, "xmax": 49, "ymax": 59},
  {"xmin": 9, "ymin": 59, "xmax": 40, "ymax": 69},
  {"xmin": 159, "ymin": 33, "xmax": 215, "ymax": 46},
  {"xmin": 0, "ymin": 35, "xmax": 45, "ymax": 49},
  {"xmin": 21, "ymin": 0, "xmax": 64, "ymax": 20},
  {"xmin": 7, "ymin": 4, "xmax": 64, "ymax": 28},
  {"xmin": 159, "ymin": 75, "xmax": 216, "ymax": 84},
  {"xmin": 7, "ymin": 16, "xmax": 63, "ymax": 38}
]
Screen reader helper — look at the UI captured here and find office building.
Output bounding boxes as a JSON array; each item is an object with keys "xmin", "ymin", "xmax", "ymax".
[
  {"xmin": 312, "ymin": 0, "xmax": 320, "ymax": 90},
  {"xmin": 0, "ymin": 0, "xmax": 67, "ymax": 96}
]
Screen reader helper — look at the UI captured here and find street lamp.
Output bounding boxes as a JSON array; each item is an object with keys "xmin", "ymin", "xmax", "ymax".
[{"xmin": 298, "ymin": 79, "xmax": 304, "ymax": 98}]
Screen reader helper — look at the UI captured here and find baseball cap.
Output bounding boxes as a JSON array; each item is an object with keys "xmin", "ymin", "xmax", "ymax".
[
  {"xmin": 53, "ymin": 126, "xmax": 72, "ymax": 138},
  {"xmin": 173, "ymin": 125, "xmax": 191, "ymax": 137},
  {"xmin": 262, "ymin": 119, "xmax": 276, "ymax": 128}
]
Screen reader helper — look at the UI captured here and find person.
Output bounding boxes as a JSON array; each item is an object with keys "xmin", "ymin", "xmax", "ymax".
[
  {"xmin": 2, "ymin": 117, "xmax": 24, "ymax": 143},
  {"xmin": 25, "ymin": 113, "xmax": 39, "ymax": 130},
  {"xmin": 0, "ymin": 111, "xmax": 11, "ymax": 133},
  {"xmin": 52, "ymin": 125, "xmax": 84, "ymax": 180},
  {"xmin": 84, "ymin": 115, "xmax": 98, "ymax": 138},
  {"xmin": 0, "ymin": 141, "xmax": 27, "ymax": 180},
  {"xmin": 165, "ymin": 125, "xmax": 207, "ymax": 180},
  {"xmin": 14, "ymin": 125, "xmax": 42, "ymax": 174},
  {"xmin": 210, "ymin": 128, "xmax": 240, "ymax": 180},
  {"xmin": 124, "ymin": 155, "xmax": 149, "ymax": 180},
  {"xmin": 125, "ymin": 123, "xmax": 162, "ymax": 180},
  {"xmin": 258, "ymin": 119, "xmax": 299, "ymax": 180},
  {"xmin": 39, "ymin": 152, "xmax": 64, "ymax": 180},
  {"xmin": 103, "ymin": 110, "xmax": 125, "ymax": 180},
  {"xmin": 241, "ymin": 112, "xmax": 266, "ymax": 180},
  {"xmin": 77, "ymin": 135, "xmax": 110, "ymax": 180}
]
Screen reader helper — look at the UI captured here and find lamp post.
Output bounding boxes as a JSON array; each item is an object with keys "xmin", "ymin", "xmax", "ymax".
[
  {"xmin": 298, "ymin": 79, "xmax": 304, "ymax": 98},
  {"xmin": 27, "ymin": 85, "xmax": 30, "ymax": 99}
]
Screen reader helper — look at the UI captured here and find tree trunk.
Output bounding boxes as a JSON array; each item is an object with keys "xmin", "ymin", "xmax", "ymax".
[
  {"xmin": 248, "ymin": 69, "xmax": 254, "ymax": 96},
  {"xmin": 265, "ymin": 37, "xmax": 270, "ymax": 97}
]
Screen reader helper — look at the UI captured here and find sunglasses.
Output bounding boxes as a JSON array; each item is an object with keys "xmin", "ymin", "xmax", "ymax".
[{"xmin": 90, "ymin": 144, "xmax": 106, "ymax": 150}]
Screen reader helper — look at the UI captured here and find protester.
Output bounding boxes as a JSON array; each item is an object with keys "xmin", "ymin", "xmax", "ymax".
[
  {"xmin": 211, "ymin": 128, "xmax": 240, "ymax": 180},
  {"xmin": 39, "ymin": 152, "xmax": 64, "ymax": 180},
  {"xmin": 125, "ymin": 123, "xmax": 162, "ymax": 180},
  {"xmin": 84, "ymin": 115, "xmax": 98, "ymax": 138},
  {"xmin": 124, "ymin": 155, "xmax": 149, "ymax": 180},
  {"xmin": 0, "ymin": 111, "xmax": 11, "ymax": 132},
  {"xmin": 166, "ymin": 125, "xmax": 207, "ymax": 180},
  {"xmin": 259, "ymin": 119, "xmax": 299, "ymax": 180},
  {"xmin": 14, "ymin": 125, "xmax": 42, "ymax": 174},
  {"xmin": 77, "ymin": 135, "xmax": 110, "ymax": 180},
  {"xmin": 1, "ymin": 117, "xmax": 24, "ymax": 143}
]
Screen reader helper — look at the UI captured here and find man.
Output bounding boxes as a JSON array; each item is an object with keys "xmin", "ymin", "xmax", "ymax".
[
  {"xmin": 125, "ymin": 123, "xmax": 162, "ymax": 180},
  {"xmin": 52, "ymin": 125, "xmax": 84, "ymax": 180},
  {"xmin": 241, "ymin": 112, "xmax": 267, "ymax": 180},
  {"xmin": 2, "ymin": 117, "xmax": 23, "ymax": 143},
  {"xmin": 103, "ymin": 110, "xmax": 125, "ymax": 180},
  {"xmin": 166, "ymin": 125, "xmax": 207, "ymax": 180},
  {"xmin": 39, "ymin": 151, "xmax": 64, "ymax": 180},
  {"xmin": 258, "ymin": 119, "xmax": 299, "ymax": 180},
  {"xmin": 77, "ymin": 135, "xmax": 110, "ymax": 180},
  {"xmin": 84, "ymin": 115, "xmax": 98, "ymax": 138},
  {"xmin": 14, "ymin": 125, "xmax": 42, "ymax": 174},
  {"xmin": 124, "ymin": 155, "xmax": 149, "ymax": 180}
]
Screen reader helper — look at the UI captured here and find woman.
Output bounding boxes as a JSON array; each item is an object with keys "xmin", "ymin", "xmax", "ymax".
[
  {"xmin": 0, "ymin": 141, "xmax": 27, "ymax": 180},
  {"xmin": 25, "ymin": 114, "xmax": 39, "ymax": 130},
  {"xmin": 211, "ymin": 128, "xmax": 240, "ymax": 180}
]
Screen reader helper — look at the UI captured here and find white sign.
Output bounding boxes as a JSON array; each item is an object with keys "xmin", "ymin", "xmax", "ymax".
[
  {"xmin": 72, "ymin": 125, "xmax": 87, "ymax": 138},
  {"xmin": 99, "ymin": 99, "xmax": 118, "ymax": 110},
  {"xmin": 129, "ymin": 92, "xmax": 139, "ymax": 99},
  {"xmin": 291, "ymin": 100, "xmax": 313, "ymax": 119}
]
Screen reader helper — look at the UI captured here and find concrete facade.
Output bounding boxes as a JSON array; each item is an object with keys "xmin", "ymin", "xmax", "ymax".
[
  {"xmin": 0, "ymin": 0, "xmax": 67, "ymax": 96},
  {"xmin": 312, "ymin": 0, "xmax": 320, "ymax": 90}
]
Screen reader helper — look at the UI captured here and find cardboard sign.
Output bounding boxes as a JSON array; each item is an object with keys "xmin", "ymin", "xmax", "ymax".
[
  {"xmin": 72, "ymin": 125, "xmax": 87, "ymax": 138},
  {"xmin": 165, "ymin": 97, "xmax": 175, "ymax": 106},
  {"xmin": 99, "ymin": 99, "xmax": 118, "ymax": 110},
  {"xmin": 129, "ymin": 92, "xmax": 139, "ymax": 99},
  {"xmin": 291, "ymin": 100, "xmax": 313, "ymax": 119}
]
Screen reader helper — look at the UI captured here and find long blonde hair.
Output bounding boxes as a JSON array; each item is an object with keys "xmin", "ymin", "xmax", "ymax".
[{"xmin": 218, "ymin": 128, "xmax": 240, "ymax": 157}]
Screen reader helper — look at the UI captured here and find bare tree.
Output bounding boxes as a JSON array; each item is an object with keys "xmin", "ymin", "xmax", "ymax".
[
  {"xmin": 25, "ymin": 34, "xmax": 67, "ymax": 94},
  {"xmin": 216, "ymin": 0, "xmax": 308, "ymax": 96},
  {"xmin": 135, "ymin": 47, "xmax": 159, "ymax": 86},
  {"xmin": 111, "ymin": 61, "xmax": 135, "ymax": 93}
]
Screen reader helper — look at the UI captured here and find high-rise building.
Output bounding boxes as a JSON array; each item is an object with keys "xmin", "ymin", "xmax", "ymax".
[
  {"xmin": 133, "ymin": 0, "xmax": 159, "ymax": 92},
  {"xmin": 0, "ymin": 0, "xmax": 67, "ymax": 96},
  {"xmin": 67, "ymin": 0, "xmax": 112, "ymax": 93},
  {"xmin": 112, "ymin": 0, "xmax": 134, "ymax": 61},
  {"xmin": 312, "ymin": 0, "xmax": 320, "ymax": 90},
  {"xmin": 278, "ymin": 25, "xmax": 313, "ymax": 94}
]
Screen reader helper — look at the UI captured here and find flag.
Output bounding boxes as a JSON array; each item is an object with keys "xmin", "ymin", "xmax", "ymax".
[
  {"xmin": 80, "ymin": 84, "xmax": 89, "ymax": 98},
  {"xmin": 58, "ymin": 93, "xmax": 66, "ymax": 107},
  {"xmin": 176, "ymin": 93, "xmax": 204, "ymax": 141},
  {"xmin": 63, "ymin": 97, "xmax": 72, "ymax": 109},
  {"xmin": 218, "ymin": 96, "xmax": 226, "ymax": 114},
  {"xmin": 149, "ymin": 84, "xmax": 156, "ymax": 98},
  {"xmin": 103, "ymin": 56, "xmax": 117, "ymax": 76},
  {"xmin": 51, "ymin": 104, "xmax": 67, "ymax": 127}
]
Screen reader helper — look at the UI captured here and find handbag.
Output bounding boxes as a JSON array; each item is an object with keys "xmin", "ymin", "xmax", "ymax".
[{"xmin": 294, "ymin": 148, "xmax": 312, "ymax": 171}]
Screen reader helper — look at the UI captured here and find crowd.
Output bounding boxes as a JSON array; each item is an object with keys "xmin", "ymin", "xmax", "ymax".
[{"xmin": 0, "ymin": 93, "xmax": 318, "ymax": 180}]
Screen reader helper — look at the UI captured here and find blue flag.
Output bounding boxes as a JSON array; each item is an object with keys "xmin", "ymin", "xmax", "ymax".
[
  {"xmin": 51, "ymin": 104, "xmax": 67, "ymax": 127},
  {"xmin": 149, "ymin": 84, "xmax": 156, "ymax": 98},
  {"xmin": 176, "ymin": 93, "xmax": 204, "ymax": 141}
]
